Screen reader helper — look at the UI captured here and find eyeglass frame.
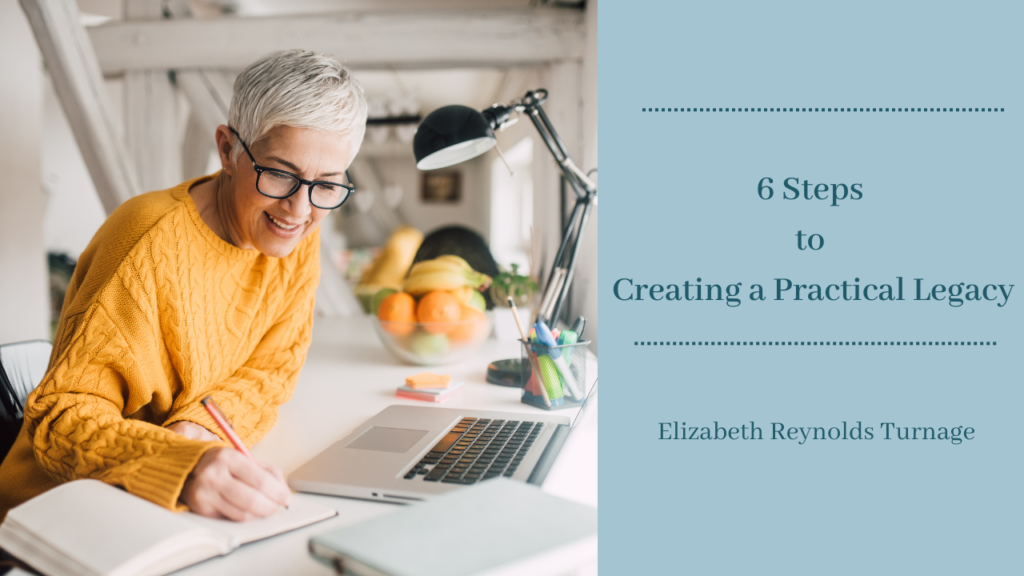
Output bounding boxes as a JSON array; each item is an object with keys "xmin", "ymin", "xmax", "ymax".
[{"xmin": 229, "ymin": 126, "xmax": 355, "ymax": 210}]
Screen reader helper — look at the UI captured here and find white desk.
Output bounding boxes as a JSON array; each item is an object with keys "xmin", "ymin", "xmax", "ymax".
[{"xmin": 177, "ymin": 315, "xmax": 598, "ymax": 575}]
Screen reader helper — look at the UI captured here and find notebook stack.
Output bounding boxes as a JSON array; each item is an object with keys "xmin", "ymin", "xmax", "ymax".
[
  {"xmin": 396, "ymin": 372, "xmax": 463, "ymax": 403},
  {"xmin": 308, "ymin": 478, "xmax": 597, "ymax": 576}
]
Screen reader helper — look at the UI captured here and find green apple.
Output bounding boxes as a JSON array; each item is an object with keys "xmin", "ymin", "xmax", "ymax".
[
  {"xmin": 409, "ymin": 332, "xmax": 450, "ymax": 358},
  {"xmin": 370, "ymin": 288, "xmax": 398, "ymax": 316},
  {"xmin": 468, "ymin": 290, "xmax": 486, "ymax": 312}
]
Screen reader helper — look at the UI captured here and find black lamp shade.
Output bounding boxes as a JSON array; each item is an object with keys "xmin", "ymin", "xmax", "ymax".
[{"xmin": 413, "ymin": 105, "xmax": 497, "ymax": 170}]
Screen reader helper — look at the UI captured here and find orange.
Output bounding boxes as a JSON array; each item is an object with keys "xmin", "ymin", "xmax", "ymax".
[
  {"xmin": 416, "ymin": 290, "xmax": 462, "ymax": 334},
  {"xmin": 450, "ymin": 304, "xmax": 487, "ymax": 342},
  {"xmin": 377, "ymin": 292, "xmax": 416, "ymax": 336}
]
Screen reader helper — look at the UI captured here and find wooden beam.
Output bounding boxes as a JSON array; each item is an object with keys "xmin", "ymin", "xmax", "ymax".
[
  {"xmin": 232, "ymin": 0, "xmax": 534, "ymax": 11},
  {"xmin": 491, "ymin": 66, "xmax": 538, "ymax": 106},
  {"xmin": 178, "ymin": 70, "xmax": 230, "ymax": 132},
  {"xmin": 20, "ymin": 0, "xmax": 138, "ymax": 214},
  {"xmin": 124, "ymin": 69, "xmax": 183, "ymax": 190},
  {"xmin": 181, "ymin": 111, "xmax": 215, "ymax": 180},
  {"xmin": 123, "ymin": 0, "xmax": 183, "ymax": 192},
  {"xmin": 88, "ymin": 9, "xmax": 585, "ymax": 74},
  {"xmin": 178, "ymin": 69, "xmax": 229, "ymax": 180}
]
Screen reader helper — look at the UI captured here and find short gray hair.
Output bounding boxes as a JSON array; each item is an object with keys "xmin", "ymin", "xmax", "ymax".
[{"xmin": 228, "ymin": 49, "xmax": 368, "ymax": 163}]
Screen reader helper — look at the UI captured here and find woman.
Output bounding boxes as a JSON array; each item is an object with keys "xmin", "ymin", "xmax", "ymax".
[{"xmin": 0, "ymin": 50, "xmax": 367, "ymax": 521}]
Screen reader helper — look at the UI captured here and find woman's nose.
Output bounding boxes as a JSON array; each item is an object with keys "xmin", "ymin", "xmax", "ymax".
[{"xmin": 282, "ymin": 185, "xmax": 314, "ymax": 218}]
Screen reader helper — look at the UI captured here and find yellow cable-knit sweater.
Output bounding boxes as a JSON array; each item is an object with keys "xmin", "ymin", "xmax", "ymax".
[{"xmin": 0, "ymin": 174, "xmax": 319, "ymax": 519}]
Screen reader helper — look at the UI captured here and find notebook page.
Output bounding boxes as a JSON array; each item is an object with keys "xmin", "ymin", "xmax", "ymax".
[
  {"xmin": 185, "ymin": 496, "xmax": 337, "ymax": 549},
  {"xmin": 1, "ymin": 480, "xmax": 224, "ymax": 576}
]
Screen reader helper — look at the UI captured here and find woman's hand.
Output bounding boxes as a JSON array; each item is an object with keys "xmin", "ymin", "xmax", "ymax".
[
  {"xmin": 166, "ymin": 421, "xmax": 221, "ymax": 442},
  {"xmin": 179, "ymin": 447, "xmax": 292, "ymax": 521}
]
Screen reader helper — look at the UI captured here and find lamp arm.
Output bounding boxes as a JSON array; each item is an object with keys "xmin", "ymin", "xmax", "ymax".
[
  {"xmin": 523, "ymin": 103, "xmax": 593, "ymax": 201},
  {"xmin": 548, "ymin": 196, "xmax": 594, "ymax": 325},
  {"xmin": 529, "ymin": 97, "xmax": 572, "ymax": 164},
  {"xmin": 491, "ymin": 90, "xmax": 595, "ymax": 197},
  {"xmin": 561, "ymin": 157, "xmax": 598, "ymax": 192},
  {"xmin": 491, "ymin": 89, "xmax": 596, "ymax": 326},
  {"xmin": 528, "ymin": 94, "xmax": 597, "ymax": 195}
]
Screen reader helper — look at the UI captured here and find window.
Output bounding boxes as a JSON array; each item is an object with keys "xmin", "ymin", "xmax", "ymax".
[{"xmin": 489, "ymin": 137, "xmax": 533, "ymax": 272}]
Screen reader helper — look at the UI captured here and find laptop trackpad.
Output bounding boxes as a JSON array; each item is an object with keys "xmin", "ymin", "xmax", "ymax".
[{"xmin": 345, "ymin": 427, "xmax": 428, "ymax": 453}]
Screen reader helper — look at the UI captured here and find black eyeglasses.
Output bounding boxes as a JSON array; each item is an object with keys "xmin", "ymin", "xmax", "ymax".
[{"xmin": 229, "ymin": 127, "xmax": 355, "ymax": 210}]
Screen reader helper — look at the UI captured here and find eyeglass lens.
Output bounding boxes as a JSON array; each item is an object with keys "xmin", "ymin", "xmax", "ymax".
[{"xmin": 257, "ymin": 171, "xmax": 349, "ymax": 209}]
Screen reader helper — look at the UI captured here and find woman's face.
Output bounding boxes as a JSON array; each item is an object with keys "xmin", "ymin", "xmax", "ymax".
[{"xmin": 219, "ymin": 125, "xmax": 352, "ymax": 258}]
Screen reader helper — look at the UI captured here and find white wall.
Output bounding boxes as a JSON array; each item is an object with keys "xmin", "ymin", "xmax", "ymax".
[
  {"xmin": 490, "ymin": 113, "xmax": 540, "ymax": 248},
  {"xmin": 42, "ymin": 78, "xmax": 109, "ymax": 260},
  {"xmin": 0, "ymin": 0, "xmax": 49, "ymax": 342},
  {"xmin": 488, "ymin": 136, "xmax": 534, "ymax": 271},
  {"xmin": 371, "ymin": 154, "xmax": 491, "ymax": 242}
]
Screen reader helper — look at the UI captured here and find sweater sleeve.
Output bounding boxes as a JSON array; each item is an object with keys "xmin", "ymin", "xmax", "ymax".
[
  {"xmin": 164, "ymin": 245, "xmax": 320, "ymax": 447},
  {"xmin": 24, "ymin": 301, "xmax": 222, "ymax": 511}
]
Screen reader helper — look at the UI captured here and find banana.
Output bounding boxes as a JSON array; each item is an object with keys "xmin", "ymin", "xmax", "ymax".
[
  {"xmin": 358, "ymin": 226, "xmax": 423, "ymax": 288},
  {"xmin": 408, "ymin": 259, "xmax": 465, "ymax": 277},
  {"xmin": 403, "ymin": 256, "xmax": 492, "ymax": 295},
  {"xmin": 434, "ymin": 254, "xmax": 472, "ymax": 270},
  {"xmin": 404, "ymin": 271, "xmax": 471, "ymax": 295}
]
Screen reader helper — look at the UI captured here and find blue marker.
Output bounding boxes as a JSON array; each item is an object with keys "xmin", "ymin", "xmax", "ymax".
[{"xmin": 534, "ymin": 321, "xmax": 581, "ymax": 399}]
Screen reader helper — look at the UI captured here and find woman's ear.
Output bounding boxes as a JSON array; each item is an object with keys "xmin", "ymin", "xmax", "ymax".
[{"xmin": 214, "ymin": 125, "xmax": 235, "ymax": 176}]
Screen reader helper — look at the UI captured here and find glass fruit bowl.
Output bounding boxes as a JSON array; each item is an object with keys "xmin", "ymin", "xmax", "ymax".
[{"xmin": 372, "ymin": 315, "xmax": 492, "ymax": 365}]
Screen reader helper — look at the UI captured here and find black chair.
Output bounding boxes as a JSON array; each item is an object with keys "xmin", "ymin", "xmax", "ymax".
[{"xmin": 0, "ymin": 340, "xmax": 52, "ymax": 464}]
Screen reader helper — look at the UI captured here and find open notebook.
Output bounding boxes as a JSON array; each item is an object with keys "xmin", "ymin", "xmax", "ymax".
[{"xmin": 0, "ymin": 479, "xmax": 336, "ymax": 576}]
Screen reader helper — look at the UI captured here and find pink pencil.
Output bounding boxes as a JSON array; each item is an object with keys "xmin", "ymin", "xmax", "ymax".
[{"xmin": 201, "ymin": 396, "xmax": 259, "ymax": 465}]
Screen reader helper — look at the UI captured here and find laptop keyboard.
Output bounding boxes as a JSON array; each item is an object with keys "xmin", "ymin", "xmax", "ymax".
[{"xmin": 404, "ymin": 417, "xmax": 543, "ymax": 484}]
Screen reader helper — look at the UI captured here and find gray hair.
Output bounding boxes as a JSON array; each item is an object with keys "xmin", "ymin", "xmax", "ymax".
[{"xmin": 228, "ymin": 49, "xmax": 368, "ymax": 164}]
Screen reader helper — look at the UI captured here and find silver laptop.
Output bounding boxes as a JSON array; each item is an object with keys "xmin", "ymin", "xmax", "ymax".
[{"xmin": 288, "ymin": 396, "xmax": 591, "ymax": 504}]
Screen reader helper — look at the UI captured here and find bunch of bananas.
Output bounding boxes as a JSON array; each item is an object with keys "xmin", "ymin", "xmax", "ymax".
[
  {"xmin": 355, "ymin": 226, "xmax": 424, "ymax": 312},
  {"xmin": 403, "ymin": 255, "xmax": 492, "ymax": 297}
]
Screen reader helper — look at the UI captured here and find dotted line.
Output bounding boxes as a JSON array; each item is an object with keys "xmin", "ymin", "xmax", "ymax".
[
  {"xmin": 641, "ymin": 107, "xmax": 1004, "ymax": 113},
  {"xmin": 635, "ymin": 341, "xmax": 997, "ymax": 346}
]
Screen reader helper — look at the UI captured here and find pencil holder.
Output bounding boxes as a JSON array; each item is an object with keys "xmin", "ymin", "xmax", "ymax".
[{"xmin": 520, "ymin": 339, "xmax": 589, "ymax": 410}]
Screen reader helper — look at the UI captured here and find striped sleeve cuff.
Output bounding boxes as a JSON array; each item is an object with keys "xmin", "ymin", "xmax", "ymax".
[{"xmin": 122, "ymin": 441, "xmax": 220, "ymax": 512}]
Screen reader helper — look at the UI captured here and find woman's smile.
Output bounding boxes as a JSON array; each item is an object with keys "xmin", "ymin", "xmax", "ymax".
[{"xmin": 265, "ymin": 211, "xmax": 303, "ymax": 236}]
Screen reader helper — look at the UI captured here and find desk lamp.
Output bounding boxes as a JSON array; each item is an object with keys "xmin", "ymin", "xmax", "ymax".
[{"xmin": 413, "ymin": 89, "xmax": 597, "ymax": 385}]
